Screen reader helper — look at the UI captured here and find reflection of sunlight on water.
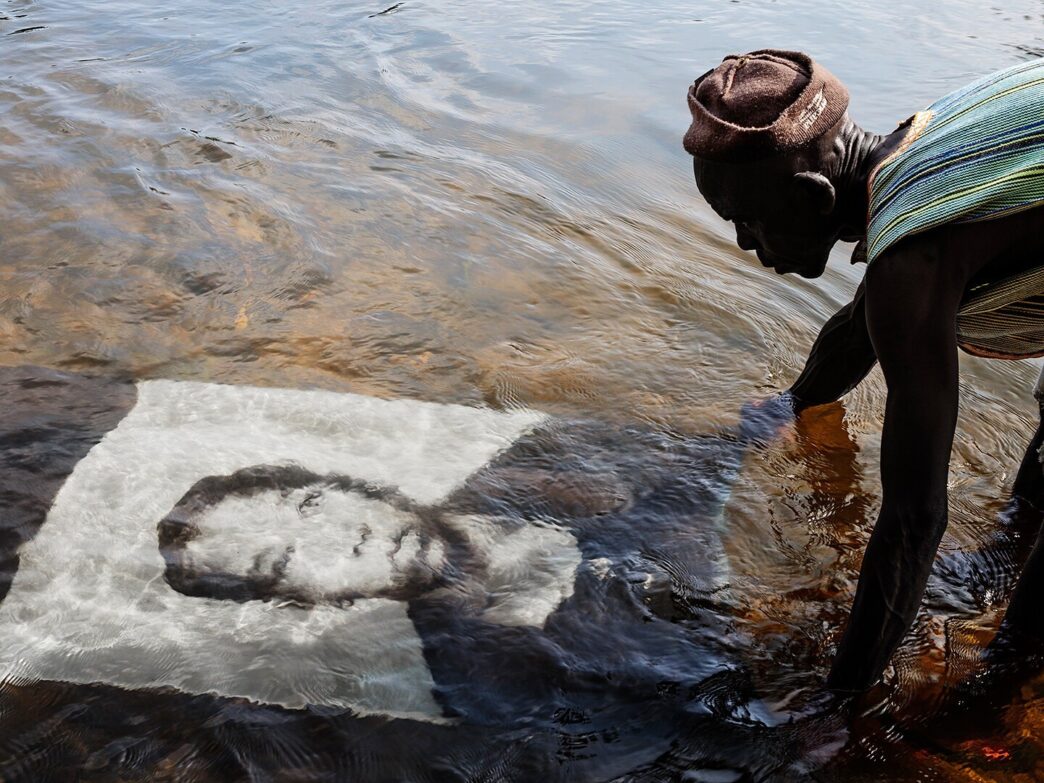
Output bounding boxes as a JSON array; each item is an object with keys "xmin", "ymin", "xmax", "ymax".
[{"xmin": 0, "ymin": 0, "xmax": 1042, "ymax": 779}]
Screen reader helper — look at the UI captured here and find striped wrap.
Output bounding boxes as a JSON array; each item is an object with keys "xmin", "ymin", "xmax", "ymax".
[{"xmin": 866, "ymin": 58, "xmax": 1044, "ymax": 359}]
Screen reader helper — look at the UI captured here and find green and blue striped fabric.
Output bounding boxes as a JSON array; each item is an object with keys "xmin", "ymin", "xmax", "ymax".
[
  {"xmin": 866, "ymin": 58, "xmax": 1044, "ymax": 359},
  {"xmin": 867, "ymin": 58, "xmax": 1044, "ymax": 264}
]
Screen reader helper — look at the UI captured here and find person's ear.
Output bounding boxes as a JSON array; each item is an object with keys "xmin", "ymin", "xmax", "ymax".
[{"xmin": 792, "ymin": 171, "xmax": 836, "ymax": 215}]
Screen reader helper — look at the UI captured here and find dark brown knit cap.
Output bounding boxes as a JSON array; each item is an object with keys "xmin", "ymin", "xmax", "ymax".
[{"xmin": 683, "ymin": 50, "xmax": 849, "ymax": 161}]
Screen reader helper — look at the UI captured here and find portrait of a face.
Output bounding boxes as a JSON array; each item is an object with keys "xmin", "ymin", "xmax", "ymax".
[
  {"xmin": 0, "ymin": 378, "xmax": 581, "ymax": 721},
  {"xmin": 0, "ymin": 365, "xmax": 774, "ymax": 781},
  {"xmin": 158, "ymin": 466, "xmax": 462, "ymax": 606}
]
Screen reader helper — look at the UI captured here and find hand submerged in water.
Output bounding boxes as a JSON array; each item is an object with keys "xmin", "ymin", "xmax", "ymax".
[{"xmin": 736, "ymin": 391, "xmax": 798, "ymax": 445}]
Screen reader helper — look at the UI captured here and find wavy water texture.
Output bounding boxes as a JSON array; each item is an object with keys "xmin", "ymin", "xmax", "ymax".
[{"xmin": 0, "ymin": 0, "xmax": 1042, "ymax": 781}]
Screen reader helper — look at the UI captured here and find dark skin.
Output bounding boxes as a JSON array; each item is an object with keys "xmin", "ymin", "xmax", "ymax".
[{"xmin": 692, "ymin": 112, "xmax": 1044, "ymax": 692}]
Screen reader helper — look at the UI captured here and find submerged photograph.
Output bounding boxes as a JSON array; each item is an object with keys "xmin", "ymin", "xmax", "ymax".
[{"xmin": 0, "ymin": 1, "xmax": 1042, "ymax": 781}]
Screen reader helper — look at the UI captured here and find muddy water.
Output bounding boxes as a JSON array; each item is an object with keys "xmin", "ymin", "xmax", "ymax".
[{"xmin": 0, "ymin": 1, "xmax": 1042, "ymax": 780}]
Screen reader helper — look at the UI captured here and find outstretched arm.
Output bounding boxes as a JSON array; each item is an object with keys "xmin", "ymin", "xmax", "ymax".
[
  {"xmin": 788, "ymin": 283, "xmax": 878, "ymax": 411},
  {"xmin": 737, "ymin": 285, "xmax": 876, "ymax": 446},
  {"xmin": 827, "ymin": 248, "xmax": 963, "ymax": 691}
]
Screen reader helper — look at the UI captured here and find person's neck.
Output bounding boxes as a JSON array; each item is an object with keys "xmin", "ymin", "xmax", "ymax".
[{"xmin": 827, "ymin": 116, "xmax": 908, "ymax": 241}]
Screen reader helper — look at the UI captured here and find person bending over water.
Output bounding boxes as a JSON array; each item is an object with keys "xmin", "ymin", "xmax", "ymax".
[{"xmin": 682, "ymin": 51, "xmax": 1044, "ymax": 692}]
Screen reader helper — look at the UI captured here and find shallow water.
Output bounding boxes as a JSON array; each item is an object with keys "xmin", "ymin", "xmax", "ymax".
[{"xmin": 0, "ymin": 1, "xmax": 1042, "ymax": 780}]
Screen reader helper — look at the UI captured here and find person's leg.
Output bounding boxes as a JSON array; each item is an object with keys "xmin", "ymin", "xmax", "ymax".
[
  {"xmin": 996, "ymin": 364, "xmax": 1044, "ymax": 643},
  {"xmin": 1001, "ymin": 526, "xmax": 1044, "ymax": 641},
  {"xmin": 1011, "ymin": 365, "xmax": 1044, "ymax": 509}
]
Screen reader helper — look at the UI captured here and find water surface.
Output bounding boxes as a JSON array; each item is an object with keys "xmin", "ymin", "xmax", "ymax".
[{"xmin": 0, "ymin": 1, "xmax": 1042, "ymax": 780}]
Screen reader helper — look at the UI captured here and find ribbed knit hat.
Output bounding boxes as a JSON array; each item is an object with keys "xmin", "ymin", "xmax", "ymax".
[{"xmin": 683, "ymin": 50, "xmax": 849, "ymax": 161}]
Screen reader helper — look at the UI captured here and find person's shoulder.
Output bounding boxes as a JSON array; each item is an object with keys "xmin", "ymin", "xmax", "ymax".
[
  {"xmin": 870, "ymin": 210, "xmax": 1027, "ymax": 276},
  {"xmin": 864, "ymin": 208, "xmax": 1044, "ymax": 331},
  {"xmin": 863, "ymin": 226, "xmax": 969, "ymax": 321},
  {"xmin": 865, "ymin": 228, "xmax": 947, "ymax": 284},
  {"xmin": 871, "ymin": 208, "xmax": 1044, "ymax": 284}
]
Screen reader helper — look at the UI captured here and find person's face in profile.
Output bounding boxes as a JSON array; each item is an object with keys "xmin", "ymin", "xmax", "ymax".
[
  {"xmin": 692, "ymin": 154, "xmax": 840, "ymax": 279},
  {"xmin": 159, "ymin": 466, "xmax": 458, "ymax": 606}
]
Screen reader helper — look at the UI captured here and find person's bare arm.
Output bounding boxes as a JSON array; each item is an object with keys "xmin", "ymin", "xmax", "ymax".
[
  {"xmin": 827, "ymin": 241, "xmax": 964, "ymax": 691},
  {"xmin": 736, "ymin": 285, "xmax": 876, "ymax": 447},
  {"xmin": 788, "ymin": 283, "xmax": 877, "ymax": 411}
]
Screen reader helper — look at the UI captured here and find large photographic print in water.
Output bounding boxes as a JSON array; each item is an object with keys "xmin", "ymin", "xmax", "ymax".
[{"xmin": 0, "ymin": 365, "xmax": 832, "ymax": 781}]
